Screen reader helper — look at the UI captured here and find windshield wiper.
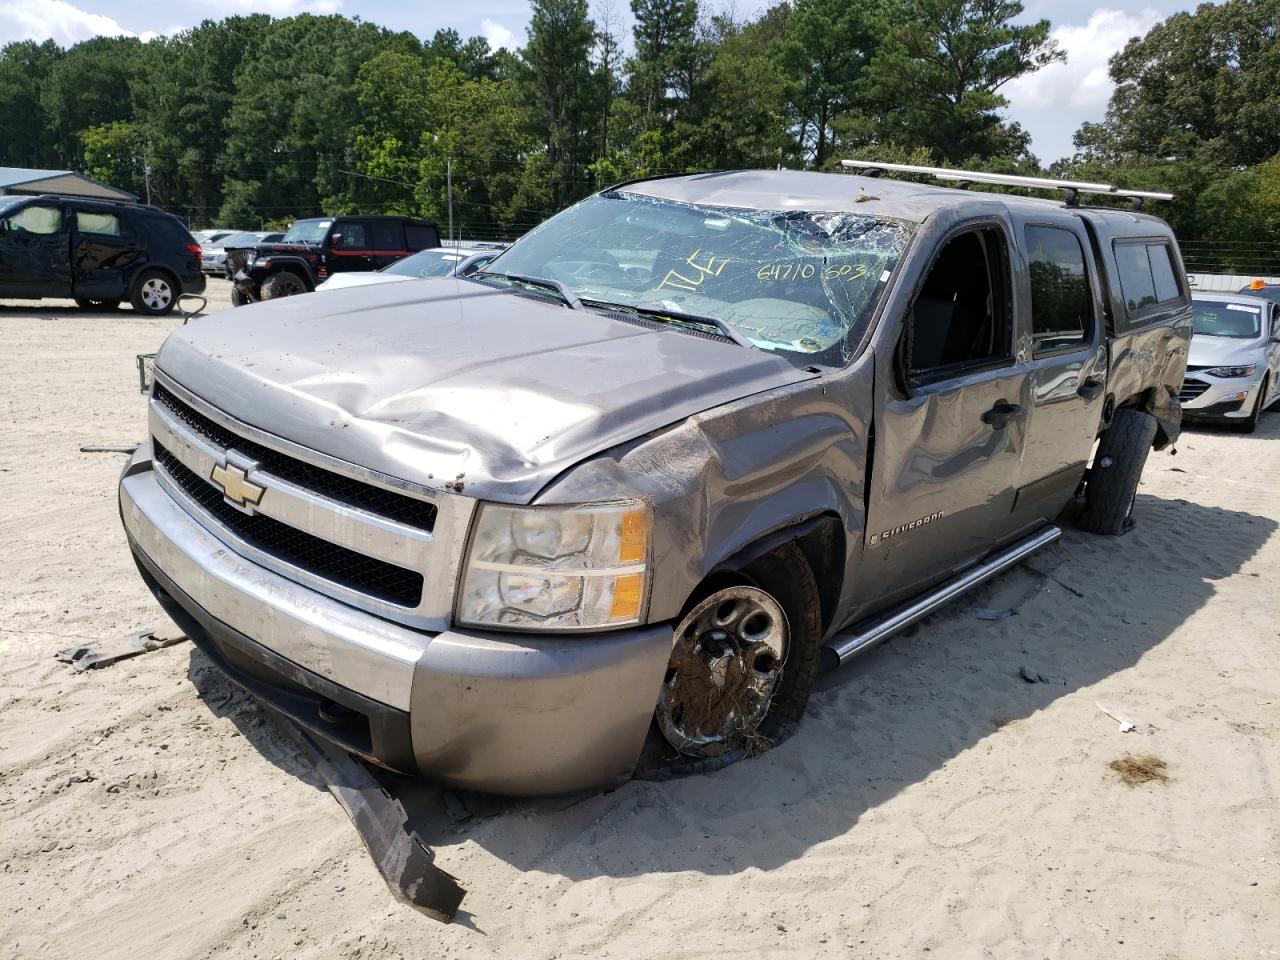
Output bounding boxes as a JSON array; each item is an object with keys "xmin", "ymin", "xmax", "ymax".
[
  {"xmin": 580, "ymin": 298, "xmax": 756, "ymax": 350},
  {"xmin": 471, "ymin": 271, "xmax": 582, "ymax": 310}
]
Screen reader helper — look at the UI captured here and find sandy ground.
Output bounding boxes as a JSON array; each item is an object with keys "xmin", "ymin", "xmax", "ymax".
[{"xmin": 2, "ymin": 282, "xmax": 1278, "ymax": 959}]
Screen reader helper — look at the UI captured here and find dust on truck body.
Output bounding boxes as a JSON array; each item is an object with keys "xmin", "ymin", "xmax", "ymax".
[{"xmin": 119, "ymin": 167, "xmax": 1191, "ymax": 795}]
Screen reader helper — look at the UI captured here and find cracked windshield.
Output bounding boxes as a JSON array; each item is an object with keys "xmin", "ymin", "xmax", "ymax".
[{"xmin": 483, "ymin": 191, "xmax": 912, "ymax": 366}]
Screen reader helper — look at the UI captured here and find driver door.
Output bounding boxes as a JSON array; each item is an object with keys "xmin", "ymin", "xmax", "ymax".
[
  {"xmin": 864, "ymin": 223, "xmax": 1031, "ymax": 599},
  {"xmin": 0, "ymin": 202, "xmax": 71, "ymax": 298}
]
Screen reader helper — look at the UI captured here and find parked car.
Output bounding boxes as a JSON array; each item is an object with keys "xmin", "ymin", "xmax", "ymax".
[
  {"xmin": 120, "ymin": 165, "xmax": 1190, "ymax": 796},
  {"xmin": 0, "ymin": 195, "xmax": 205, "ymax": 315},
  {"xmin": 315, "ymin": 244, "xmax": 505, "ymax": 291},
  {"xmin": 193, "ymin": 228, "xmax": 237, "ymax": 246},
  {"xmin": 1180, "ymin": 291, "xmax": 1280, "ymax": 432},
  {"xmin": 1235, "ymin": 279, "xmax": 1280, "ymax": 306},
  {"xmin": 202, "ymin": 231, "xmax": 283, "ymax": 276},
  {"xmin": 229, "ymin": 215, "xmax": 441, "ymax": 305}
]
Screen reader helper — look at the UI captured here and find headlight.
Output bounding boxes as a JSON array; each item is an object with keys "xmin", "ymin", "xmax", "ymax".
[
  {"xmin": 1205, "ymin": 364, "xmax": 1256, "ymax": 378},
  {"xmin": 456, "ymin": 500, "xmax": 651, "ymax": 631}
]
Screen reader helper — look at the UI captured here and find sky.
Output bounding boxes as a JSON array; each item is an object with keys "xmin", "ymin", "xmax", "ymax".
[{"xmin": 0, "ymin": 0, "xmax": 1198, "ymax": 163}]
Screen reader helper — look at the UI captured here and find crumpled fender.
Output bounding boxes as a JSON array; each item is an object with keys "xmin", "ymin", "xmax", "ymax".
[{"xmin": 1145, "ymin": 383, "xmax": 1182, "ymax": 451}]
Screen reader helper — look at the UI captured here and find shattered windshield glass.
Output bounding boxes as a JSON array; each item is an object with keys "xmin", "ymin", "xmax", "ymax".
[{"xmin": 484, "ymin": 192, "xmax": 912, "ymax": 366}]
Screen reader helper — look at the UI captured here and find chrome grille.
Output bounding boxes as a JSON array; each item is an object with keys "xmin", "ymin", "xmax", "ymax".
[
  {"xmin": 1179, "ymin": 378, "xmax": 1210, "ymax": 402},
  {"xmin": 154, "ymin": 383, "xmax": 436, "ymax": 532},
  {"xmin": 146, "ymin": 371, "xmax": 475, "ymax": 630},
  {"xmin": 153, "ymin": 442, "xmax": 424, "ymax": 607}
]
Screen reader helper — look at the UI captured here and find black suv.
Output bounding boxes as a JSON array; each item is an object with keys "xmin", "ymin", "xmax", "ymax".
[
  {"xmin": 228, "ymin": 215, "xmax": 441, "ymax": 305},
  {"xmin": 0, "ymin": 195, "xmax": 205, "ymax": 316}
]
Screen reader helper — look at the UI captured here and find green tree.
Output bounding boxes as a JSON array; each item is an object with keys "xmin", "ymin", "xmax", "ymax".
[
  {"xmin": 522, "ymin": 0, "xmax": 599, "ymax": 207},
  {"xmin": 41, "ymin": 36, "xmax": 145, "ymax": 167},
  {"xmin": 627, "ymin": 0, "xmax": 700, "ymax": 129},
  {"xmin": 0, "ymin": 40, "xmax": 64, "ymax": 168},
  {"xmin": 1073, "ymin": 0, "xmax": 1280, "ymax": 169},
  {"xmin": 82, "ymin": 121, "xmax": 148, "ymax": 197},
  {"xmin": 868, "ymin": 0, "xmax": 1061, "ymax": 163}
]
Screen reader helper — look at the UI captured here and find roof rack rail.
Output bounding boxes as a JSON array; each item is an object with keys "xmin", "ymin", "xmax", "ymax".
[{"xmin": 840, "ymin": 160, "xmax": 1174, "ymax": 209}]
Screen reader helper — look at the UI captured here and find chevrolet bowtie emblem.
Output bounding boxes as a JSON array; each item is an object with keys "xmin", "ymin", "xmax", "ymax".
[{"xmin": 210, "ymin": 460, "xmax": 265, "ymax": 510}]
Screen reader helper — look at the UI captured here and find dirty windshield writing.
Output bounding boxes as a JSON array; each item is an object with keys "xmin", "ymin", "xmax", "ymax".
[
  {"xmin": 485, "ymin": 192, "xmax": 911, "ymax": 366},
  {"xmin": 1193, "ymin": 301, "xmax": 1261, "ymax": 339}
]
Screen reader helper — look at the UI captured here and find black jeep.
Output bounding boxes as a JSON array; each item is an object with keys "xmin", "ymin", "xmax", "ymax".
[{"xmin": 229, "ymin": 215, "xmax": 441, "ymax": 305}]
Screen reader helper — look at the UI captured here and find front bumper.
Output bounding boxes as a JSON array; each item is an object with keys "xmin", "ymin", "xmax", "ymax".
[
  {"xmin": 1180, "ymin": 372, "xmax": 1265, "ymax": 419},
  {"xmin": 120, "ymin": 450, "xmax": 673, "ymax": 795}
]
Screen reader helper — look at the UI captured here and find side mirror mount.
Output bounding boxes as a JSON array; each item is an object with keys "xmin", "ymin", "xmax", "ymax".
[{"xmin": 330, "ymin": 233, "xmax": 343, "ymax": 248}]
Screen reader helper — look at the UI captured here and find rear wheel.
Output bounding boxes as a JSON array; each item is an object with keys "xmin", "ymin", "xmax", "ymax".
[
  {"xmin": 1234, "ymin": 376, "xmax": 1267, "ymax": 434},
  {"xmin": 1078, "ymin": 408, "xmax": 1157, "ymax": 535},
  {"xmin": 261, "ymin": 271, "xmax": 307, "ymax": 300},
  {"xmin": 130, "ymin": 270, "xmax": 177, "ymax": 316},
  {"xmin": 655, "ymin": 542, "xmax": 822, "ymax": 762},
  {"xmin": 74, "ymin": 298, "xmax": 120, "ymax": 311}
]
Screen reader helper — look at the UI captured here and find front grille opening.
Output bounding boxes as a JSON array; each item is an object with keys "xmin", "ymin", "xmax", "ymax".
[
  {"xmin": 153, "ymin": 440, "xmax": 424, "ymax": 608},
  {"xmin": 153, "ymin": 383, "xmax": 436, "ymax": 533},
  {"xmin": 1179, "ymin": 379, "xmax": 1210, "ymax": 402}
]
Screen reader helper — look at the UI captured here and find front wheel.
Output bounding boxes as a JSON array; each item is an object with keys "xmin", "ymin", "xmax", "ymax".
[
  {"xmin": 655, "ymin": 542, "xmax": 822, "ymax": 761},
  {"xmin": 130, "ymin": 270, "xmax": 177, "ymax": 316},
  {"xmin": 261, "ymin": 272, "xmax": 308, "ymax": 300},
  {"xmin": 1234, "ymin": 376, "xmax": 1267, "ymax": 434}
]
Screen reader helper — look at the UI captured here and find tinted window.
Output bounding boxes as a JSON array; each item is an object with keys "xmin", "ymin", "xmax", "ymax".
[
  {"xmin": 334, "ymin": 221, "xmax": 367, "ymax": 248},
  {"xmin": 76, "ymin": 211, "xmax": 122, "ymax": 236},
  {"xmin": 1025, "ymin": 226, "xmax": 1090, "ymax": 354},
  {"xmin": 145, "ymin": 216, "xmax": 195, "ymax": 247},
  {"xmin": 1114, "ymin": 242, "xmax": 1156, "ymax": 313},
  {"xmin": 3, "ymin": 205, "xmax": 63, "ymax": 235},
  {"xmin": 369, "ymin": 222, "xmax": 404, "ymax": 251},
  {"xmin": 1149, "ymin": 243, "xmax": 1181, "ymax": 302},
  {"xmin": 909, "ymin": 228, "xmax": 1011, "ymax": 378},
  {"xmin": 405, "ymin": 224, "xmax": 438, "ymax": 251}
]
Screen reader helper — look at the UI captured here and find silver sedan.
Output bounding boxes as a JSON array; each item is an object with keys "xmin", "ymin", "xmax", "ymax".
[{"xmin": 1181, "ymin": 292, "xmax": 1280, "ymax": 432}]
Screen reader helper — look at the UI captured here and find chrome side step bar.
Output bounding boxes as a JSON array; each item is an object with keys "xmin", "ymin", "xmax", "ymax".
[{"xmin": 821, "ymin": 525, "xmax": 1062, "ymax": 670}]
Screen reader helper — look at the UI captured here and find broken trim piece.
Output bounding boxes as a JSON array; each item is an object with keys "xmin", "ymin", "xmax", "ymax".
[{"xmin": 284, "ymin": 723, "xmax": 465, "ymax": 923}]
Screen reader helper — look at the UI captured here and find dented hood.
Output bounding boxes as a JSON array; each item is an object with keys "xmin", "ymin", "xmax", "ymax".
[{"xmin": 156, "ymin": 278, "xmax": 816, "ymax": 503}]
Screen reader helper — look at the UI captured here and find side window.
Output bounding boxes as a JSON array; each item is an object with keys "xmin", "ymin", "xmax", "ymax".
[
  {"xmin": 332, "ymin": 221, "xmax": 367, "ymax": 249},
  {"xmin": 75, "ymin": 210, "xmax": 122, "ymax": 237},
  {"xmin": 1114, "ymin": 242, "xmax": 1156, "ymax": 313},
  {"xmin": 405, "ymin": 224, "xmax": 437, "ymax": 251},
  {"xmin": 1148, "ymin": 243, "xmax": 1182, "ymax": 302},
  {"xmin": 907, "ymin": 227, "xmax": 1012, "ymax": 382},
  {"xmin": 1025, "ymin": 225, "xmax": 1092, "ymax": 355},
  {"xmin": 1114, "ymin": 239, "xmax": 1186, "ymax": 327},
  {"xmin": 368, "ymin": 221, "xmax": 404, "ymax": 251},
  {"xmin": 3, "ymin": 205, "xmax": 64, "ymax": 235}
]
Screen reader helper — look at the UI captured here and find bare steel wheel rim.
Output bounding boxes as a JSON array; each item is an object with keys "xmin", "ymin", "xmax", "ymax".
[
  {"xmin": 141, "ymin": 277, "xmax": 172, "ymax": 310},
  {"xmin": 656, "ymin": 585, "xmax": 789, "ymax": 758}
]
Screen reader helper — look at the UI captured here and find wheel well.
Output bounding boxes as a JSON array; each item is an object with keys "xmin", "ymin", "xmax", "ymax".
[
  {"xmin": 265, "ymin": 267, "xmax": 313, "ymax": 290},
  {"xmin": 688, "ymin": 515, "xmax": 845, "ymax": 633}
]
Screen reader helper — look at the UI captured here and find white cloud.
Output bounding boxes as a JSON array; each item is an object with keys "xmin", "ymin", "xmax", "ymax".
[
  {"xmin": 480, "ymin": 16, "xmax": 516, "ymax": 51},
  {"xmin": 0, "ymin": 0, "xmax": 131, "ymax": 46},
  {"xmin": 220, "ymin": 0, "xmax": 342, "ymax": 14},
  {"xmin": 1004, "ymin": 7, "xmax": 1163, "ymax": 163}
]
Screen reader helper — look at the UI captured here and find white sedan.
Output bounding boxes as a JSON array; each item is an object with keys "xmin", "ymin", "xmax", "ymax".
[{"xmin": 316, "ymin": 245, "xmax": 503, "ymax": 291}]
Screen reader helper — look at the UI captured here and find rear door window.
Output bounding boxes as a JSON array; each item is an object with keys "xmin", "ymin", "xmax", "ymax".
[
  {"xmin": 1025, "ymin": 225, "xmax": 1091, "ymax": 355},
  {"xmin": 1149, "ymin": 243, "xmax": 1182, "ymax": 302},
  {"xmin": 75, "ymin": 211, "xmax": 123, "ymax": 237},
  {"xmin": 369, "ymin": 221, "xmax": 405, "ymax": 252}
]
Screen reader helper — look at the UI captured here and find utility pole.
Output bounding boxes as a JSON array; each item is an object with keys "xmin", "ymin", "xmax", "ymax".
[
  {"xmin": 446, "ymin": 156, "xmax": 454, "ymax": 245},
  {"xmin": 143, "ymin": 142, "xmax": 153, "ymax": 206}
]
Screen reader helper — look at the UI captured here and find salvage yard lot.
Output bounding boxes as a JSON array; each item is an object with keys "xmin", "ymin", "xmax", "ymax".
[{"xmin": 1, "ymin": 287, "xmax": 1278, "ymax": 960}]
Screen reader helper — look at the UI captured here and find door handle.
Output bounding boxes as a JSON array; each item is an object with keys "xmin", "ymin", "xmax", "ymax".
[
  {"xmin": 981, "ymin": 401, "xmax": 1022, "ymax": 429},
  {"xmin": 1077, "ymin": 377, "xmax": 1105, "ymax": 401}
]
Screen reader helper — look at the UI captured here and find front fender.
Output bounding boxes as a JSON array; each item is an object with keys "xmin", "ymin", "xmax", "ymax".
[{"xmin": 533, "ymin": 362, "xmax": 873, "ymax": 633}]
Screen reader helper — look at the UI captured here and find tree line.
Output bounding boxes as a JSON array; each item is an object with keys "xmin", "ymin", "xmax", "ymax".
[{"xmin": 0, "ymin": 0, "xmax": 1276, "ymax": 270}]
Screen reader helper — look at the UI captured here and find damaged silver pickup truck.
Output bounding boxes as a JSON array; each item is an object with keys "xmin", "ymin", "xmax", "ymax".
[{"xmin": 119, "ymin": 164, "xmax": 1191, "ymax": 795}]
